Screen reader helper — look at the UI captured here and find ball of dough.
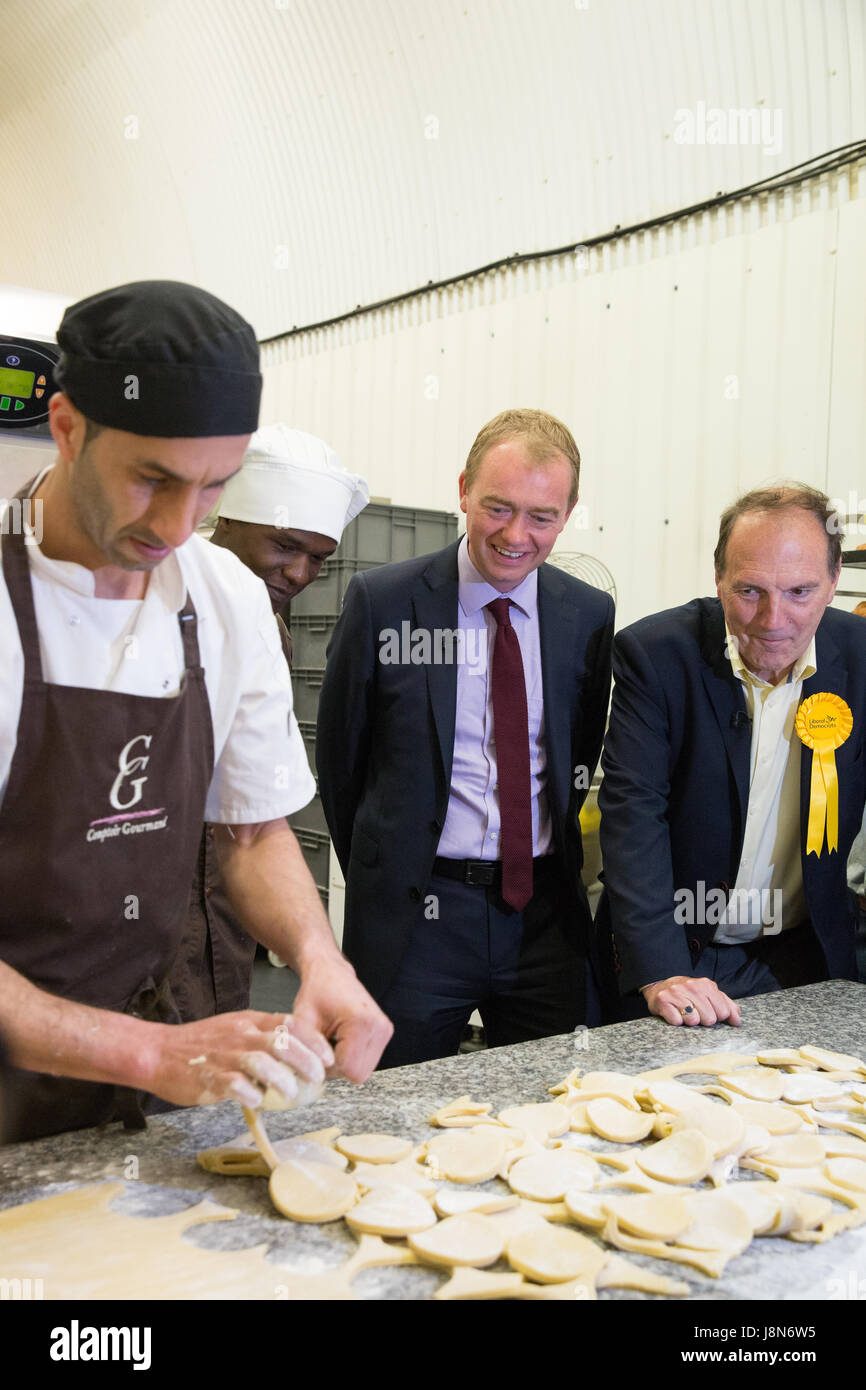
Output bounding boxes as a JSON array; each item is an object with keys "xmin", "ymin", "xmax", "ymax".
[{"xmin": 261, "ymin": 1078, "xmax": 325, "ymax": 1111}]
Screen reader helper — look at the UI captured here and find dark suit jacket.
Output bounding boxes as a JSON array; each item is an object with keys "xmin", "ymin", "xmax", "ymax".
[
  {"xmin": 316, "ymin": 540, "xmax": 615, "ymax": 1003},
  {"xmin": 597, "ymin": 597, "xmax": 866, "ymax": 998}
]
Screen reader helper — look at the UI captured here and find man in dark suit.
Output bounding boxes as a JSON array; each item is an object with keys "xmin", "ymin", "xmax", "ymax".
[
  {"xmin": 598, "ymin": 483, "xmax": 865, "ymax": 1027},
  {"xmin": 317, "ymin": 409, "xmax": 614, "ymax": 1066}
]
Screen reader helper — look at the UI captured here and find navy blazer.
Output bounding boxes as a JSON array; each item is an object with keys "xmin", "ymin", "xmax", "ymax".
[
  {"xmin": 316, "ymin": 539, "xmax": 615, "ymax": 1003},
  {"xmin": 597, "ymin": 597, "xmax": 866, "ymax": 997}
]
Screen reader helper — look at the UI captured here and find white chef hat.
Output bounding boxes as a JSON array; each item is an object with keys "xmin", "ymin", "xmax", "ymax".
[{"xmin": 217, "ymin": 423, "xmax": 370, "ymax": 542}]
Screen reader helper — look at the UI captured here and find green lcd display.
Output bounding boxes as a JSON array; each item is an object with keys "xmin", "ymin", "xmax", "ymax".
[{"xmin": 0, "ymin": 366, "xmax": 35, "ymax": 399}]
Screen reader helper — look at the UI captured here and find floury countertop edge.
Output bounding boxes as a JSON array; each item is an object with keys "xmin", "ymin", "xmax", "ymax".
[{"xmin": 0, "ymin": 980, "xmax": 864, "ymax": 1300}]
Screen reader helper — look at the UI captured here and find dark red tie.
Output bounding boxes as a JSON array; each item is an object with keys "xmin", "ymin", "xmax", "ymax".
[{"xmin": 487, "ymin": 597, "xmax": 533, "ymax": 911}]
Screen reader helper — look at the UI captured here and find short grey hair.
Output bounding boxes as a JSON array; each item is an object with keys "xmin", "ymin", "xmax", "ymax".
[{"xmin": 714, "ymin": 483, "xmax": 843, "ymax": 579}]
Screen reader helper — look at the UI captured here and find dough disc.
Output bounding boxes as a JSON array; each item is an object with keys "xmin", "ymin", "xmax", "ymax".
[
  {"xmin": 675, "ymin": 1190, "xmax": 753, "ymax": 1254},
  {"xmin": 730, "ymin": 1100, "xmax": 803, "ymax": 1135},
  {"xmin": 350, "ymin": 1159, "xmax": 437, "ymax": 1196},
  {"xmin": 408, "ymin": 1213, "xmax": 504, "ymax": 1268},
  {"xmin": 586, "ymin": 1098, "xmax": 655, "ymax": 1143},
  {"xmin": 506, "ymin": 1224, "xmax": 605, "ymax": 1284},
  {"xmin": 717, "ymin": 1068, "xmax": 784, "ymax": 1102},
  {"xmin": 507, "ymin": 1150, "xmax": 598, "ymax": 1202},
  {"xmin": 434, "ymin": 1190, "xmax": 519, "ymax": 1218},
  {"xmin": 636, "ymin": 1129, "xmax": 713, "ymax": 1184},
  {"xmin": 335, "ymin": 1133, "xmax": 414, "ymax": 1164},
  {"xmin": 602, "ymin": 1193, "xmax": 693, "ymax": 1241},
  {"xmin": 724, "ymin": 1182, "xmax": 784, "ymax": 1235},
  {"xmin": 497, "ymin": 1103, "xmax": 571, "ymax": 1141},
  {"xmin": 572, "ymin": 1072, "xmax": 640, "ymax": 1108},
  {"xmin": 799, "ymin": 1045, "xmax": 866, "ymax": 1074},
  {"xmin": 759, "ymin": 1134, "xmax": 826, "ymax": 1168},
  {"xmin": 669, "ymin": 1103, "xmax": 745, "ymax": 1159},
  {"xmin": 424, "ymin": 1127, "xmax": 510, "ymax": 1183},
  {"xmin": 824, "ymin": 1157, "xmax": 866, "ymax": 1192},
  {"xmin": 344, "ymin": 1187, "xmax": 437, "ymax": 1236},
  {"xmin": 269, "ymin": 1159, "xmax": 359, "ymax": 1223},
  {"xmin": 782, "ymin": 1074, "xmax": 844, "ymax": 1104}
]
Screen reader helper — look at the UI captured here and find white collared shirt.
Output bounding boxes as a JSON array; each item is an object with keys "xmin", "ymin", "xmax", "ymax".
[
  {"xmin": 0, "ymin": 472, "xmax": 315, "ymax": 825},
  {"xmin": 713, "ymin": 629, "xmax": 816, "ymax": 943},
  {"xmin": 437, "ymin": 536, "xmax": 552, "ymax": 859}
]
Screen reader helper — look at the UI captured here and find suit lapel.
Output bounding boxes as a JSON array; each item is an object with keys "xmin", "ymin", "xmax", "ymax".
[
  {"xmin": 412, "ymin": 544, "xmax": 460, "ymax": 788},
  {"xmin": 699, "ymin": 604, "xmax": 750, "ymax": 831},
  {"xmin": 538, "ymin": 564, "xmax": 580, "ymax": 818}
]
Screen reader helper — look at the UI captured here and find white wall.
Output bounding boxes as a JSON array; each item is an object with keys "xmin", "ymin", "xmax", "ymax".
[{"xmin": 262, "ymin": 162, "xmax": 866, "ymax": 631}]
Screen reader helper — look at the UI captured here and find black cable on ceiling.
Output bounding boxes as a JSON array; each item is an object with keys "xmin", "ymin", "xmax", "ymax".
[{"xmin": 260, "ymin": 140, "xmax": 866, "ymax": 346}]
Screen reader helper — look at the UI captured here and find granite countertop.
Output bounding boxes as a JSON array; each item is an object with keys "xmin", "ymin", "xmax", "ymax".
[{"xmin": 1, "ymin": 979, "xmax": 865, "ymax": 1300}]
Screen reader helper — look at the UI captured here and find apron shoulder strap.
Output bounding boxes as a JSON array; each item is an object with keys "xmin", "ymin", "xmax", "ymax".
[
  {"xmin": 2, "ymin": 479, "xmax": 45, "ymax": 684},
  {"xmin": 177, "ymin": 591, "xmax": 203, "ymax": 670}
]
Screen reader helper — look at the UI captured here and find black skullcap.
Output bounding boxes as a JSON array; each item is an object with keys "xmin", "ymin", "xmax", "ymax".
[{"xmin": 54, "ymin": 280, "xmax": 262, "ymax": 437}]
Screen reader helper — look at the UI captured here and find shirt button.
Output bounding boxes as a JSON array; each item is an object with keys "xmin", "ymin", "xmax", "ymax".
[{"xmin": 69, "ymin": 615, "xmax": 80, "ymax": 626}]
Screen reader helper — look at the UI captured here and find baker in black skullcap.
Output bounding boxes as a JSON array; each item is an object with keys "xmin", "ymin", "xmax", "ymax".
[
  {"xmin": 54, "ymin": 279, "xmax": 262, "ymax": 437},
  {"xmin": 0, "ymin": 280, "xmax": 391, "ymax": 1144}
]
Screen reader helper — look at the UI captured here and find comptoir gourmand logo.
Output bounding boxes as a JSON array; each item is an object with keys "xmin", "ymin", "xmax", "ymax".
[{"xmin": 86, "ymin": 734, "xmax": 169, "ymax": 843}]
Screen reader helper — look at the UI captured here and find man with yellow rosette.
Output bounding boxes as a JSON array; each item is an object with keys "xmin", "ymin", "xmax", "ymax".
[{"xmin": 597, "ymin": 484, "xmax": 865, "ymax": 1026}]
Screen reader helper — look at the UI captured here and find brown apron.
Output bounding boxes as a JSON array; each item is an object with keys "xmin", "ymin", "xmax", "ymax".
[
  {"xmin": 168, "ymin": 611, "xmax": 294, "ymax": 1020},
  {"xmin": 0, "ymin": 482, "xmax": 214, "ymax": 1142}
]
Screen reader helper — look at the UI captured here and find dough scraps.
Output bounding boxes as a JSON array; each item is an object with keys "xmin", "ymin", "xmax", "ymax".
[
  {"xmin": 0, "ymin": 1183, "xmax": 354, "ymax": 1300},
  {"xmin": 429, "ymin": 1096, "xmax": 497, "ymax": 1127}
]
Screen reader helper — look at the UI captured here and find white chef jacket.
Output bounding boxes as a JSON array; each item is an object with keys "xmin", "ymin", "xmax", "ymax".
[{"xmin": 0, "ymin": 474, "xmax": 315, "ymax": 825}]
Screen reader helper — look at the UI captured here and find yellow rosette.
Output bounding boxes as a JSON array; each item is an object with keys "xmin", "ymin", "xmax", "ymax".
[{"xmin": 795, "ymin": 693, "xmax": 853, "ymax": 854}]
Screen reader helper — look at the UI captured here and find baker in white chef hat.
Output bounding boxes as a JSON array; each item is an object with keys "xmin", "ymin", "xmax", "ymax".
[{"xmin": 212, "ymin": 422, "xmax": 370, "ymax": 614}]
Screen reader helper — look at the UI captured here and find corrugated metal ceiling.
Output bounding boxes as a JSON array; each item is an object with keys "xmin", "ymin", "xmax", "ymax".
[{"xmin": 1, "ymin": 0, "xmax": 863, "ymax": 337}]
